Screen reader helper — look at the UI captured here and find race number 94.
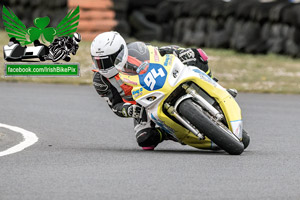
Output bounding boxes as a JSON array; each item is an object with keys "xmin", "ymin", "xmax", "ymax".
[{"xmin": 144, "ymin": 68, "xmax": 165, "ymax": 90}]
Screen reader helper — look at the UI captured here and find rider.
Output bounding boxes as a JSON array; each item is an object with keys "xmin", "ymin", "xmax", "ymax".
[{"xmin": 90, "ymin": 31, "xmax": 236, "ymax": 150}]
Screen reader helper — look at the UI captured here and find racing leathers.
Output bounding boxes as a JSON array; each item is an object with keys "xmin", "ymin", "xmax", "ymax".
[{"xmin": 93, "ymin": 44, "xmax": 212, "ymax": 149}]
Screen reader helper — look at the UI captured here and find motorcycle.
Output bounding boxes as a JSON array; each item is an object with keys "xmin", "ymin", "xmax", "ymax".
[{"xmin": 117, "ymin": 42, "xmax": 250, "ymax": 155}]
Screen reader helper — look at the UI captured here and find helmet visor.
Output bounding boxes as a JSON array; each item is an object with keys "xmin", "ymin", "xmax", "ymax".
[
  {"xmin": 92, "ymin": 56, "xmax": 114, "ymax": 70},
  {"xmin": 92, "ymin": 45, "xmax": 124, "ymax": 70}
]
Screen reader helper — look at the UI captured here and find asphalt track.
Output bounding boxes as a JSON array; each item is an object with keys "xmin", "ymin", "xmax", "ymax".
[{"xmin": 0, "ymin": 82, "xmax": 299, "ymax": 200}]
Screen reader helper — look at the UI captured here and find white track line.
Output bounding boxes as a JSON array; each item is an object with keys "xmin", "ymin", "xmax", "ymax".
[{"xmin": 0, "ymin": 123, "xmax": 39, "ymax": 157}]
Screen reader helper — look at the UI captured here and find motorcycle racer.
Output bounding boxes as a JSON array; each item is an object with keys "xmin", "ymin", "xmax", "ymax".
[{"xmin": 91, "ymin": 31, "xmax": 230, "ymax": 150}]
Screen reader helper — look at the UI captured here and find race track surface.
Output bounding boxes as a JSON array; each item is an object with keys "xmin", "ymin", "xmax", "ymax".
[{"xmin": 0, "ymin": 82, "xmax": 299, "ymax": 200}]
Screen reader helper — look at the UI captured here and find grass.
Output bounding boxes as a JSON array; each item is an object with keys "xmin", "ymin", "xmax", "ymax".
[
  {"xmin": 1, "ymin": 31, "xmax": 300, "ymax": 94},
  {"xmin": 204, "ymin": 48, "xmax": 300, "ymax": 94}
]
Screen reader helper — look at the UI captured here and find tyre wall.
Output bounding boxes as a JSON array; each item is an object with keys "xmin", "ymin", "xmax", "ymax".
[
  {"xmin": 120, "ymin": 0, "xmax": 300, "ymax": 57},
  {"xmin": 1, "ymin": 0, "xmax": 300, "ymax": 57}
]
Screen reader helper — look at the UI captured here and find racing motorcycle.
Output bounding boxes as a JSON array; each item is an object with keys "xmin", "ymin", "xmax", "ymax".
[{"xmin": 116, "ymin": 42, "xmax": 250, "ymax": 155}]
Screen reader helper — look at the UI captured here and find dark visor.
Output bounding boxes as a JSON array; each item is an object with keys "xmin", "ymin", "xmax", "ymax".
[{"xmin": 92, "ymin": 45, "xmax": 124, "ymax": 70}]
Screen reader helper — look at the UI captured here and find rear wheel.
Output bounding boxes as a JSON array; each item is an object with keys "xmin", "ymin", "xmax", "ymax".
[{"xmin": 178, "ymin": 99, "xmax": 244, "ymax": 155}]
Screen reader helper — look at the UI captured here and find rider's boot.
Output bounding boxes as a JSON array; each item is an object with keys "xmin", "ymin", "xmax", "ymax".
[
  {"xmin": 137, "ymin": 128, "xmax": 176, "ymax": 150},
  {"xmin": 136, "ymin": 128, "xmax": 161, "ymax": 151}
]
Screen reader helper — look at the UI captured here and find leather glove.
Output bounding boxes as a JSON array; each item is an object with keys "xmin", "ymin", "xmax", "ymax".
[
  {"xmin": 122, "ymin": 104, "xmax": 142, "ymax": 118},
  {"xmin": 158, "ymin": 45, "xmax": 180, "ymax": 56},
  {"xmin": 175, "ymin": 48, "xmax": 197, "ymax": 66}
]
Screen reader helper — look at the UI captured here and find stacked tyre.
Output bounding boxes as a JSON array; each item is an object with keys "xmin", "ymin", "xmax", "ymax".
[{"xmin": 117, "ymin": 0, "xmax": 300, "ymax": 58}]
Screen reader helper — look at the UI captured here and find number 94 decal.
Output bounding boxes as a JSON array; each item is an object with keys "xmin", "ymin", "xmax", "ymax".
[{"xmin": 139, "ymin": 63, "xmax": 167, "ymax": 91}]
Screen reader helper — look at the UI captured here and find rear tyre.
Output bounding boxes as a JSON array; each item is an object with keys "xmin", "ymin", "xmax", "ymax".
[{"xmin": 178, "ymin": 99, "xmax": 244, "ymax": 155}]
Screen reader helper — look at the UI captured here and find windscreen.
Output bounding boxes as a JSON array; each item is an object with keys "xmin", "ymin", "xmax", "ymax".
[{"xmin": 115, "ymin": 41, "xmax": 150, "ymax": 75}]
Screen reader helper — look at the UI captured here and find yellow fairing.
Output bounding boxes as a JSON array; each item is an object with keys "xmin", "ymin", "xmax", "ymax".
[
  {"xmin": 119, "ymin": 46, "xmax": 242, "ymax": 150},
  {"xmin": 158, "ymin": 76, "xmax": 241, "ymax": 150}
]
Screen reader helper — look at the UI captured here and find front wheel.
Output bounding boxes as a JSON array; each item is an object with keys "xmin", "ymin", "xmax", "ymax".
[
  {"xmin": 242, "ymin": 129, "xmax": 250, "ymax": 149},
  {"xmin": 178, "ymin": 99, "xmax": 244, "ymax": 155}
]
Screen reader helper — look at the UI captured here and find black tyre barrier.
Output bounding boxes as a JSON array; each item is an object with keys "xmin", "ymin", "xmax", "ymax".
[
  {"xmin": 119, "ymin": 0, "xmax": 300, "ymax": 57},
  {"xmin": 2, "ymin": 0, "xmax": 300, "ymax": 58},
  {"xmin": 114, "ymin": 20, "xmax": 131, "ymax": 37},
  {"xmin": 113, "ymin": 0, "xmax": 129, "ymax": 12},
  {"xmin": 129, "ymin": 10, "xmax": 162, "ymax": 41}
]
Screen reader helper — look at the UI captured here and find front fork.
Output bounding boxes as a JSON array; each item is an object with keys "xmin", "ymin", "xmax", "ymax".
[
  {"xmin": 164, "ymin": 102, "xmax": 205, "ymax": 140},
  {"xmin": 164, "ymin": 84, "xmax": 224, "ymax": 140}
]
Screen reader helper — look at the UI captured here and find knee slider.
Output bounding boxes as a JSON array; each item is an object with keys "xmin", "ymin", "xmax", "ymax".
[{"xmin": 136, "ymin": 128, "xmax": 162, "ymax": 147}]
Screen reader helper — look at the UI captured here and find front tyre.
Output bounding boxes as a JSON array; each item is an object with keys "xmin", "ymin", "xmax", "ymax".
[
  {"xmin": 242, "ymin": 129, "xmax": 250, "ymax": 150},
  {"xmin": 178, "ymin": 99, "xmax": 244, "ymax": 155}
]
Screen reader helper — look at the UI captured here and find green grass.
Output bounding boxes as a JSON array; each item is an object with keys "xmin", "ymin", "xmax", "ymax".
[
  {"xmin": 1, "ymin": 31, "xmax": 300, "ymax": 93},
  {"xmin": 205, "ymin": 48, "xmax": 300, "ymax": 94}
]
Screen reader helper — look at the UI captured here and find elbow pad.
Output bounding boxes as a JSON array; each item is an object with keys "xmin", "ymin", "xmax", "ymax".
[{"xmin": 93, "ymin": 72, "xmax": 109, "ymax": 96}]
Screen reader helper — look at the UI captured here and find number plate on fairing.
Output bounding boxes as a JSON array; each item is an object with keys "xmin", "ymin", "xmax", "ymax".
[{"xmin": 139, "ymin": 63, "xmax": 167, "ymax": 91}]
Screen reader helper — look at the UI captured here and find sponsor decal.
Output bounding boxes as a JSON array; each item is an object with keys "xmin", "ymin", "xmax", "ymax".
[
  {"xmin": 173, "ymin": 69, "xmax": 179, "ymax": 78},
  {"xmin": 132, "ymin": 88, "xmax": 143, "ymax": 98},
  {"xmin": 164, "ymin": 54, "xmax": 173, "ymax": 66},
  {"xmin": 192, "ymin": 69, "xmax": 217, "ymax": 87},
  {"xmin": 136, "ymin": 61, "xmax": 149, "ymax": 75},
  {"xmin": 230, "ymin": 120, "xmax": 243, "ymax": 140},
  {"xmin": 154, "ymin": 48, "xmax": 160, "ymax": 62},
  {"xmin": 123, "ymin": 78, "xmax": 138, "ymax": 85},
  {"xmin": 151, "ymin": 114, "xmax": 175, "ymax": 134}
]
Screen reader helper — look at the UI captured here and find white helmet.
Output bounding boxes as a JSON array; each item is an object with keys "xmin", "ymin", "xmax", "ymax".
[{"xmin": 91, "ymin": 31, "xmax": 128, "ymax": 78}]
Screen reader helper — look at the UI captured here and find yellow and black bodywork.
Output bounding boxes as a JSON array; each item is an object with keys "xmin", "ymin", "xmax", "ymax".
[{"xmin": 119, "ymin": 45, "xmax": 242, "ymax": 150}]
